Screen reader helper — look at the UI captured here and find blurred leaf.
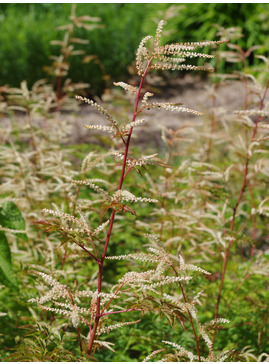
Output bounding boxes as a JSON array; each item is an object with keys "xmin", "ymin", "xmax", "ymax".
[
  {"xmin": 0, "ymin": 231, "xmax": 18, "ymax": 288},
  {"xmin": 0, "ymin": 201, "xmax": 28, "ymax": 241}
]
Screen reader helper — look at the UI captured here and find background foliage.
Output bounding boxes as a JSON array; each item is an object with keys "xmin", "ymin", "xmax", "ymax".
[{"xmin": 0, "ymin": 3, "xmax": 269, "ymax": 94}]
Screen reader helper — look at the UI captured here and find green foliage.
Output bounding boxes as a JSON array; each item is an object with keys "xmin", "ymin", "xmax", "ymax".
[
  {"xmin": 5, "ymin": 322, "xmax": 87, "ymax": 362},
  {"xmin": 0, "ymin": 202, "xmax": 28, "ymax": 288},
  {"xmin": 0, "ymin": 201, "xmax": 28, "ymax": 242},
  {"xmin": 0, "ymin": 231, "xmax": 17, "ymax": 288},
  {"xmin": 1, "ymin": 4, "xmax": 269, "ymax": 94}
]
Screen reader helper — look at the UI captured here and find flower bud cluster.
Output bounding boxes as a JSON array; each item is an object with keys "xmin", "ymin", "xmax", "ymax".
[
  {"xmin": 258, "ymin": 123, "xmax": 269, "ymax": 129},
  {"xmin": 83, "ymin": 124, "xmax": 114, "ymax": 133},
  {"xmin": 113, "ymin": 81, "xmax": 137, "ymax": 94},
  {"xmin": 113, "ymin": 189, "xmax": 158, "ymax": 204},
  {"xmin": 144, "ymin": 101, "xmax": 204, "ymax": 115},
  {"xmin": 67, "ymin": 178, "xmax": 110, "ymax": 199},
  {"xmin": 142, "ymin": 92, "xmax": 154, "ymax": 104},
  {"xmin": 150, "ymin": 63, "xmax": 214, "ymax": 72},
  {"xmin": 107, "ymin": 252, "xmax": 160, "ymax": 263},
  {"xmin": 97, "ymin": 319, "xmax": 141, "ymax": 335},
  {"xmin": 154, "ymin": 20, "xmax": 165, "ymax": 48},
  {"xmin": 76, "ymin": 95, "xmax": 119, "ymax": 131},
  {"xmin": 234, "ymin": 109, "xmax": 269, "ymax": 118},
  {"xmin": 163, "ymin": 341, "xmax": 196, "ymax": 361},
  {"xmin": 121, "ymin": 118, "xmax": 146, "ymax": 132},
  {"xmin": 138, "ymin": 275, "xmax": 192, "ymax": 290},
  {"xmin": 93, "ymin": 220, "xmax": 110, "ymax": 236},
  {"xmin": 43, "ymin": 208, "xmax": 91, "ymax": 234},
  {"xmin": 143, "ymin": 349, "xmax": 165, "ymax": 362},
  {"xmin": 136, "ymin": 35, "xmax": 153, "ymax": 76},
  {"xmin": 203, "ymin": 318, "xmax": 230, "ymax": 327},
  {"xmin": 94, "ymin": 340, "xmax": 115, "ymax": 352}
]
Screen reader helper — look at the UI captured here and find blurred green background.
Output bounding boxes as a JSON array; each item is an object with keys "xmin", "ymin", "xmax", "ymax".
[{"xmin": 0, "ymin": 3, "xmax": 269, "ymax": 95}]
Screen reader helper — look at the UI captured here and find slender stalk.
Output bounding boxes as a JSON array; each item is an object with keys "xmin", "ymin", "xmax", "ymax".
[
  {"xmin": 206, "ymin": 89, "xmax": 217, "ymax": 163},
  {"xmin": 159, "ymin": 144, "xmax": 173, "ymax": 241},
  {"xmin": 213, "ymin": 78, "xmax": 269, "ymax": 337},
  {"xmin": 87, "ymin": 57, "xmax": 154, "ymax": 356},
  {"xmin": 170, "ymin": 264, "xmax": 201, "ymax": 361},
  {"xmin": 101, "ymin": 282, "xmax": 126, "ymax": 314},
  {"xmin": 100, "ymin": 308, "xmax": 139, "ymax": 317}
]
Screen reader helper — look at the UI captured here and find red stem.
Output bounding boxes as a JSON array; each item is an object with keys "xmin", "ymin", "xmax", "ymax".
[
  {"xmin": 213, "ymin": 78, "xmax": 269, "ymax": 336},
  {"xmin": 86, "ymin": 57, "xmax": 154, "ymax": 356}
]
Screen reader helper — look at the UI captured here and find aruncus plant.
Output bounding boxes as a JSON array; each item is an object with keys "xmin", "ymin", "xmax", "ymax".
[{"xmin": 30, "ymin": 20, "xmax": 229, "ymax": 360}]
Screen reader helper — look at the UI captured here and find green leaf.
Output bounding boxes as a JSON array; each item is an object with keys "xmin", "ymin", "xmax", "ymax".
[
  {"xmin": 0, "ymin": 231, "xmax": 18, "ymax": 288},
  {"xmin": 0, "ymin": 201, "xmax": 28, "ymax": 241}
]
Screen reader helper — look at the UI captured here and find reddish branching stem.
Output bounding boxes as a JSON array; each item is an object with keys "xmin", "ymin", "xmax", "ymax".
[
  {"xmin": 86, "ymin": 57, "xmax": 154, "ymax": 356},
  {"xmin": 213, "ymin": 78, "xmax": 269, "ymax": 338}
]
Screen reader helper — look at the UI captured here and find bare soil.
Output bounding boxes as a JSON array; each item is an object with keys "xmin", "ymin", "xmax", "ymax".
[
  {"xmin": 63, "ymin": 74, "xmax": 250, "ymax": 148},
  {"xmin": 3, "ymin": 75, "xmax": 263, "ymax": 150}
]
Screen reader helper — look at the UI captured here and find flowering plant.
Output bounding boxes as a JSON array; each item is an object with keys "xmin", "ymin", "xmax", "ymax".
[{"xmin": 28, "ymin": 20, "xmax": 233, "ymax": 360}]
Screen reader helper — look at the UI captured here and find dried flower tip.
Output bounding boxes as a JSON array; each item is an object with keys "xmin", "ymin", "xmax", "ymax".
[
  {"xmin": 93, "ymin": 220, "xmax": 110, "ymax": 236},
  {"xmin": 28, "ymin": 282, "xmax": 70, "ymax": 305},
  {"xmin": 126, "ymin": 153, "xmax": 167, "ymax": 168},
  {"xmin": 183, "ymin": 38, "xmax": 229, "ymax": 48},
  {"xmin": 158, "ymin": 55, "xmax": 186, "ymax": 63},
  {"xmin": 75, "ymin": 289, "xmax": 95, "ymax": 297},
  {"xmin": 145, "ymin": 234, "xmax": 161, "ymax": 243},
  {"xmin": 71, "ymin": 305, "xmax": 80, "ymax": 328},
  {"xmin": 113, "ymin": 81, "xmax": 137, "ymax": 93},
  {"xmin": 144, "ymin": 102, "xmax": 203, "ymax": 115},
  {"xmin": 82, "ymin": 124, "xmax": 114, "ymax": 133},
  {"xmin": 114, "ymin": 190, "xmax": 158, "ymax": 204},
  {"xmin": 94, "ymin": 340, "xmax": 115, "ymax": 352},
  {"xmin": 97, "ymin": 319, "xmax": 141, "ymax": 335},
  {"xmin": 179, "ymin": 51, "xmax": 215, "ymax": 59},
  {"xmin": 154, "ymin": 20, "xmax": 165, "ymax": 49},
  {"xmin": 76, "ymin": 95, "xmax": 119, "ymax": 131},
  {"xmin": 140, "ymin": 275, "xmax": 192, "ymax": 290},
  {"xmin": 203, "ymin": 318, "xmax": 230, "ymax": 327},
  {"xmin": 234, "ymin": 109, "xmax": 269, "ymax": 118},
  {"xmin": 85, "ymin": 178, "xmax": 111, "ymax": 185},
  {"xmin": 122, "ymin": 119, "xmax": 146, "ymax": 131},
  {"xmin": 33, "ymin": 271, "xmax": 61, "ymax": 287},
  {"xmin": 136, "ymin": 35, "xmax": 153, "ymax": 76},
  {"xmin": 106, "ymin": 253, "xmax": 159, "ymax": 263},
  {"xmin": 162, "ymin": 341, "xmax": 196, "ymax": 361},
  {"xmin": 36, "ymin": 303, "xmax": 70, "ymax": 317},
  {"xmin": 143, "ymin": 349, "xmax": 166, "ymax": 362},
  {"xmin": 157, "ymin": 44, "xmax": 196, "ymax": 55},
  {"xmin": 142, "ymin": 92, "xmax": 154, "ymax": 104},
  {"xmin": 182, "ymin": 263, "xmax": 211, "ymax": 275},
  {"xmin": 117, "ymin": 269, "xmax": 156, "ymax": 283},
  {"xmin": 110, "ymin": 150, "xmax": 124, "ymax": 159},
  {"xmin": 258, "ymin": 123, "xmax": 269, "ymax": 129},
  {"xmin": 67, "ymin": 178, "xmax": 110, "ymax": 199},
  {"xmin": 43, "ymin": 208, "xmax": 91, "ymax": 233},
  {"xmin": 150, "ymin": 63, "xmax": 214, "ymax": 73}
]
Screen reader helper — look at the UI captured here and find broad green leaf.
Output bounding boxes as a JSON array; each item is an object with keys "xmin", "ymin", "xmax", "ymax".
[
  {"xmin": 0, "ymin": 231, "xmax": 18, "ymax": 288},
  {"xmin": 0, "ymin": 201, "xmax": 28, "ymax": 241}
]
